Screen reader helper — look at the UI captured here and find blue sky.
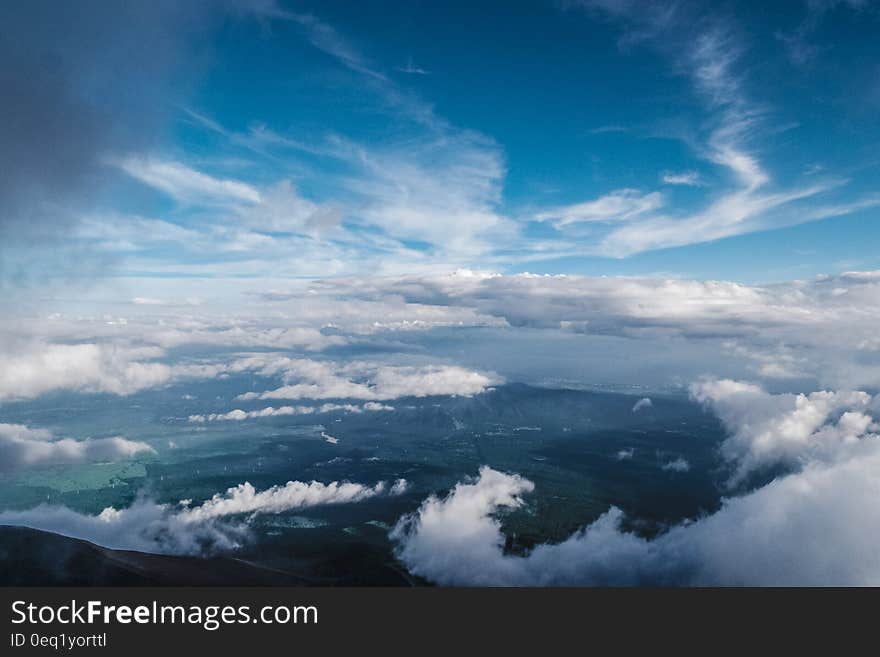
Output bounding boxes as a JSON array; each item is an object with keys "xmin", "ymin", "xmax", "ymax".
[
  {"xmin": 2, "ymin": 0, "xmax": 880, "ymax": 395},
  {"xmin": 46, "ymin": 0, "xmax": 873, "ymax": 288}
]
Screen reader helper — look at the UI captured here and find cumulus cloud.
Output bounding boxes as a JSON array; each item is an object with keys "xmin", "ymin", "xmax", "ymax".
[
  {"xmin": 535, "ymin": 189, "xmax": 664, "ymax": 226},
  {"xmin": 240, "ymin": 179, "xmax": 342, "ymax": 235},
  {"xmin": 662, "ymin": 171, "xmax": 702, "ymax": 186},
  {"xmin": 691, "ymin": 378, "xmax": 874, "ymax": 483},
  {"xmin": 392, "ymin": 378, "xmax": 880, "ymax": 586},
  {"xmin": 632, "ymin": 397, "xmax": 652, "ymax": 412},
  {"xmin": 721, "ymin": 342, "xmax": 807, "ymax": 379},
  {"xmin": 4, "ymin": 0, "xmax": 875, "ymax": 300},
  {"xmin": 392, "ymin": 447, "xmax": 880, "ymax": 585},
  {"xmin": 116, "ymin": 158, "xmax": 343, "ymax": 244},
  {"xmin": 118, "ymin": 157, "xmax": 261, "ymax": 205},
  {"xmin": 0, "ymin": 340, "xmax": 247, "ymax": 401},
  {"xmin": 0, "ymin": 322, "xmax": 339, "ymax": 401},
  {"xmin": 187, "ymin": 402, "xmax": 393, "ymax": 422},
  {"xmin": 556, "ymin": 2, "xmax": 880, "ymax": 257},
  {"xmin": 0, "ymin": 476, "xmax": 408, "ymax": 555},
  {"xmin": 661, "ymin": 457, "xmax": 690, "ymax": 472},
  {"xmin": 326, "ymin": 111, "xmax": 513, "ymax": 257},
  {"xmin": 0, "ymin": 0, "xmax": 289, "ymax": 289},
  {"xmin": 315, "ymin": 270, "xmax": 792, "ymax": 338},
  {"xmin": 232, "ymin": 357, "xmax": 499, "ymax": 401},
  {"xmin": 179, "ymin": 477, "xmax": 408, "ymax": 523},
  {"xmin": 615, "ymin": 448, "xmax": 634, "ymax": 460},
  {"xmin": 0, "ymin": 423, "xmax": 153, "ymax": 472},
  {"xmin": 0, "ymin": 324, "xmax": 495, "ymax": 403},
  {"xmin": 317, "ymin": 269, "xmax": 880, "ymax": 388},
  {"xmin": 0, "ymin": 342, "xmax": 172, "ymax": 400},
  {"xmin": 7, "ymin": 267, "xmax": 880, "ymax": 404},
  {"xmin": 0, "ymin": 499, "xmax": 245, "ymax": 555}
]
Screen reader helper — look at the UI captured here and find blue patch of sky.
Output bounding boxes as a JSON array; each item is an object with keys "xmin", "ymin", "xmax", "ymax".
[{"xmin": 98, "ymin": 0, "xmax": 880, "ymax": 282}]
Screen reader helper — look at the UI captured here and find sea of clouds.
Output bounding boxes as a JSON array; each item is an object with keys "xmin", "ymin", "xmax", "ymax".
[{"xmin": 391, "ymin": 380, "xmax": 880, "ymax": 585}]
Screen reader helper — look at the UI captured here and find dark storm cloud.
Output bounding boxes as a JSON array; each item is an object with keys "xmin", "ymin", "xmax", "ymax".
[{"xmin": 0, "ymin": 0, "xmax": 283, "ymax": 282}]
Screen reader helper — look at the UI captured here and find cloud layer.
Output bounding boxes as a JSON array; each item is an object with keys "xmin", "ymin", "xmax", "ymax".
[
  {"xmin": 5, "ymin": 268, "xmax": 880, "ymax": 404},
  {"xmin": 0, "ymin": 343, "xmax": 171, "ymax": 400},
  {"xmin": 187, "ymin": 402, "xmax": 393, "ymax": 423},
  {"xmin": 232, "ymin": 357, "xmax": 499, "ymax": 402},
  {"xmin": 0, "ymin": 423, "xmax": 153, "ymax": 472},
  {"xmin": 317, "ymin": 269, "xmax": 880, "ymax": 388},
  {"xmin": 0, "ymin": 476, "xmax": 408, "ymax": 555},
  {"xmin": 392, "ymin": 381, "xmax": 880, "ymax": 585}
]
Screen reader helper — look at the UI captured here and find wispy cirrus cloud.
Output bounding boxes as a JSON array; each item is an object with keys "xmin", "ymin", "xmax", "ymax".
[
  {"xmin": 7, "ymin": 267, "xmax": 880, "ymax": 402},
  {"xmin": 117, "ymin": 158, "xmax": 261, "ymax": 205},
  {"xmin": 546, "ymin": 1, "xmax": 880, "ymax": 258},
  {"xmin": 0, "ymin": 0, "xmax": 293, "ymax": 288},
  {"xmin": 535, "ymin": 189, "xmax": 664, "ymax": 226}
]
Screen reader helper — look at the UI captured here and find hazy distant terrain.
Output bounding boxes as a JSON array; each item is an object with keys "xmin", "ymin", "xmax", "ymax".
[{"xmin": 0, "ymin": 382, "xmax": 725, "ymax": 585}]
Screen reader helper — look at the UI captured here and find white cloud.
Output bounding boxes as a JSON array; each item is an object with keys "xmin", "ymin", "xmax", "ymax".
[
  {"xmin": 179, "ymin": 477, "xmax": 408, "ymax": 523},
  {"xmin": 276, "ymin": 10, "xmax": 513, "ymax": 254},
  {"xmin": 0, "ymin": 342, "xmax": 171, "ymax": 400},
  {"xmin": 240, "ymin": 180, "xmax": 341, "ymax": 235},
  {"xmin": 167, "ymin": 13, "xmax": 513, "ymax": 262},
  {"xmin": 341, "ymin": 132, "xmax": 512, "ymax": 255},
  {"xmin": 8, "ymin": 268, "xmax": 880, "ymax": 406},
  {"xmin": 319, "ymin": 270, "xmax": 773, "ymax": 337},
  {"xmin": 632, "ymin": 397, "xmax": 652, "ymax": 412},
  {"xmin": 362, "ymin": 364, "xmax": 497, "ymax": 399},
  {"xmin": 118, "ymin": 157, "xmax": 261, "ymax": 205},
  {"xmin": 661, "ymin": 457, "xmax": 690, "ymax": 472},
  {"xmin": 233, "ymin": 357, "xmax": 499, "ymax": 401},
  {"xmin": 5, "ymin": 266, "xmax": 880, "ymax": 406},
  {"xmin": 596, "ymin": 180, "xmax": 837, "ymax": 258},
  {"xmin": 535, "ymin": 189, "xmax": 664, "ymax": 226},
  {"xmin": 0, "ymin": 423, "xmax": 153, "ymax": 472},
  {"xmin": 557, "ymin": 4, "xmax": 880, "ymax": 257},
  {"xmin": 662, "ymin": 171, "xmax": 702, "ymax": 186},
  {"xmin": 391, "ymin": 466, "xmax": 537, "ymax": 586},
  {"xmin": 318, "ymin": 270, "xmax": 800, "ymax": 338},
  {"xmin": 152, "ymin": 325, "xmax": 345, "ymax": 351},
  {"xmin": 74, "ymin": 214, "xmax": 202, "ymax": 252},
  {"xmin": 0, "ymin": 499, "xmax": 246, "ymax": 555},
  {"xmin": 0, "ymin": 314, "xmax": 499, "ymax": 402},
  {"xmin": 392, "ymin": 376, "xmax": 880, "ymax": 585},
  {"xmin": 722, "ymin": 342, "xmax": 807, "ymax": 379},
  {"xmin": 317, "ymin": 269, "xmax": 880, "ymax": 389},
  {"xmin": 131, "ymin": 297, "xmax": 203, "ymax": 308},
  {"xmin": 187, "ymin": 402, "xmax": 393, "ymax": 423},
  {"xmin": 691, "ymin": 378, "xmax": 874, "ymax": 483},
  {"xmin": 115, "ymin": 160, "xmax": 342, "ymax": 246},
  {"xmin": 363, "ymin": 401, "xmax": 395, "ymax": 411},
  {"xmin": 10, "ymin": 3, "xmax": 873, "ymax": 290},
  {"xmin": 0, "ymin": 476, "xmax": 408, "ymax": 555},
  {"xmin": 391, "ymin": 441, "xmax": 880, "ymax": 585}
]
